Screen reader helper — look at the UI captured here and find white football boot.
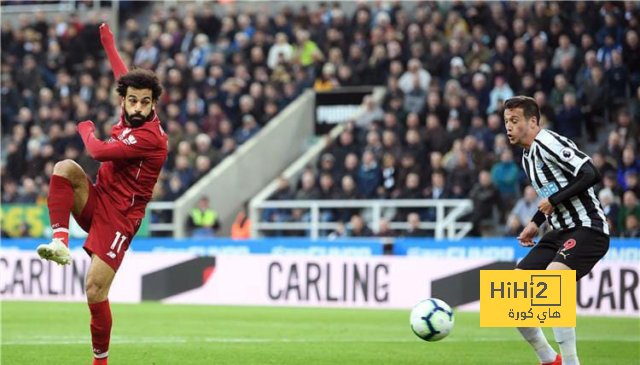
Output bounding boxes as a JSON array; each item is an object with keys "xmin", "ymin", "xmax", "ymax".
[{"xmin": 36, "ymin": 238, "xmax": 71, "ymax": 265}]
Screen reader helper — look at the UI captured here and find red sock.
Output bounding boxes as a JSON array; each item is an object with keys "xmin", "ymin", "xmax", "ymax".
[
  {"xmin": 48, "ymin": 175, "xmax": 74, "ymax": 246},
  {"xmin": 88, "ymin": 300, "xmax": 112, "ymax": 362},
  {"xmin": 93, "ymin": 357, "xmax": 108, "ymax": 365}
]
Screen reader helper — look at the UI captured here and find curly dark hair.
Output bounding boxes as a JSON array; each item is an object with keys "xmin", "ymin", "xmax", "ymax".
[
  {"xmin": 504, "ymin": 96, "xmax": 540, "ymax": 126},
  {"xmin": 116, "ymin": 68, "xmax": 163, "ymax": 101}
]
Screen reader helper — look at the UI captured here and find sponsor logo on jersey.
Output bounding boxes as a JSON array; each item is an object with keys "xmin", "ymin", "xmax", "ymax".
[{"xmin": 535, "ymin": 182, "xmax": 559, "ymax": 198}]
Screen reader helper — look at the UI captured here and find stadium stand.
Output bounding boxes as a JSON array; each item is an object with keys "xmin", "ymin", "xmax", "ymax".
[{"xmin": 2, "ymin": 1, "xmax": 640, "ymax": 238}]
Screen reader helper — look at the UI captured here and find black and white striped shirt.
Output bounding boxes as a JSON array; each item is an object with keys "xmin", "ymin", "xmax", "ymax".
[{"xmin": 521, "ymin": 129, "xmax": 609, "ymax": 234}]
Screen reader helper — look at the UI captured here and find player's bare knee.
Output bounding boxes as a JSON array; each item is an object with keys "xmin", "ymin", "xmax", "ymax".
[
  {"xmin": 53, "ymin": 159, "xmax": 85, "ymax": 186},
  {"xmin": 52, "ymin": 159, "xmax": 74, "ymax": 176},
  {"xmin": 546, "ymin": 262, "xmax": 572, "ymax": 270},
  {"xmin": 86, "ymin": 279, "xmax": 108, "ymax": 303},
  {"xmin": 53, "ymin": 159, "xmax": 80, "ymax": 179},
  {"xmin": 86, "ymin": 285, "xmax": 108, "ymax": 303}
]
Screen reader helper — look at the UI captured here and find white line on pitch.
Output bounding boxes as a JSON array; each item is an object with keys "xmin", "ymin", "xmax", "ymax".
[{"xmin": 2, "ymin": 336, "xmax": 639, "ymax": 345}]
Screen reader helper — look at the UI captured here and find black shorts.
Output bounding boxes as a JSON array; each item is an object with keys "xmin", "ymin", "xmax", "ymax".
[{"xmin": 516, "ymin": 227, "xmax": 610, "ymax": 280}]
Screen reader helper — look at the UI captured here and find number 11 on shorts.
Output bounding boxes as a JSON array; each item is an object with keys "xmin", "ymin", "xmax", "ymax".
[{"xmin": 110, "ymin": 231, "xmax": 127, "ymax": 254}]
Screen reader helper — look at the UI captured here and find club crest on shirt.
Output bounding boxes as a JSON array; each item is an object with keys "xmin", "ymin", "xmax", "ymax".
[{"xmin": 560, "ymin": 147, "xmax": 575, "ymax": 161}]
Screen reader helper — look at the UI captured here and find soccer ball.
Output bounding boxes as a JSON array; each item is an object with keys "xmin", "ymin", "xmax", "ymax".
[{"xmin": 410, "ymin": 298, "xmax": 455, "ymax": 342}]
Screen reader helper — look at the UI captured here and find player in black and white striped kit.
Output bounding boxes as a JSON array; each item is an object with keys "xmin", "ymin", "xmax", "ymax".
[{"xmin": 503, "ymin": 96, "xmax": 610, "ymax": 365}]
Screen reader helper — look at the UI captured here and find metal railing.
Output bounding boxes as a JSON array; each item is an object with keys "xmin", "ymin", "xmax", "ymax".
[
  {"xmin": 249, "ymin": 87, "xmax": 387, "ymax": 239},
  {"xmin": 146, "ymin": 201, "xmax": 175, "ymax": 235},
  {"xmin": 250, "ymin": 199, "xmax": 474, "ymax": 240},
  {"xmin": 0, "ymin": 0, "xmax": 106, "ymax": 15},
  {"xmin": 0, "ymin": 1, "xmax": 75, "ymax": 14},
  {"xmin": 1, "ymin": 0, "xmax": 120, "ymax": 39},
  {"xmin": 173, "ymin": 90, "xmax": 316, "ymax": 238}
]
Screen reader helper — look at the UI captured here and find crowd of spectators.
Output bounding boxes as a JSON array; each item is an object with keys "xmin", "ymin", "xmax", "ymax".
[
  {"xmin": 2, "ymin": 1, "xmax": 640, "ymax": 238},
  {"xmin": 1, "ymin": 4, "xmax": 320, "ymax": 207},
  {"xmin": 263, "ymin": 1, "xmax": 640, "ymax": 238}
]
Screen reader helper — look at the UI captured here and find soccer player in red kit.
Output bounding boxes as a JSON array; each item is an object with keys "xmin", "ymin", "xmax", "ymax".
[{"xmin": 36, "ymin": 23, "xmax": 168, "ymax": 365}]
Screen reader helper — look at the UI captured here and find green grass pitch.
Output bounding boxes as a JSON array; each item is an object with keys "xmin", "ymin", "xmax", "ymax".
[{"xmin": 1, "ymin": 301, "xmax": 638, "ymax": 364}]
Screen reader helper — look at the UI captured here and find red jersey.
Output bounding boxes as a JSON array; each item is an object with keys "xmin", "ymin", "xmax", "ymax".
[
  {"xmin": 78, "ymin": 24, "xmax": 169, "ymax": 219},
  {"xmin": 78, "ymin": 114, "xmax": 168, "ymax": 218}
]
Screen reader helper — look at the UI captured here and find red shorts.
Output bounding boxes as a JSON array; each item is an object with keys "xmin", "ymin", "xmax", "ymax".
[{"xmin": 73, "ymin": 178, "xmax": 142, "ymax": 272}]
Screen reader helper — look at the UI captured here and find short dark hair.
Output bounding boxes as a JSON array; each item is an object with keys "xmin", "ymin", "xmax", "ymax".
[
  {"xmin": 504, "ymin": 96, "xmax": 540, "ymax": 125},
  {"xmin": 116, "ymin": 68, "xmax": 163, "ymax": 101}
]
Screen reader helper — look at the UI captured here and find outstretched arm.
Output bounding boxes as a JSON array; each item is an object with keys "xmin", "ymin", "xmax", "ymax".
[
  {"xmin": 78, "ymin": 120, "xmax": 158, "ymax": 162},
  {"xmin": 100, "ymin": 23, "xmax": 129, "ymax": 80},
  {"xmin": 78, "ymin": 121, "xmax": 127, "ymax": 161}
]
